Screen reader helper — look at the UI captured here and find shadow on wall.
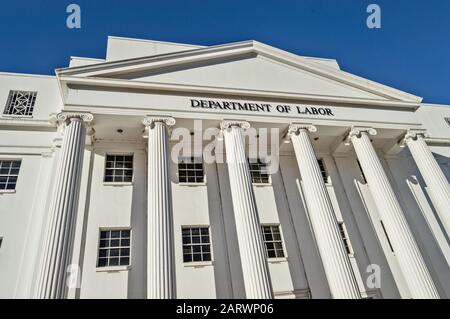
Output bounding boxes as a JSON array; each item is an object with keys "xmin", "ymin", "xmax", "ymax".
[{"xmin": 127, "ymin": 153, "xmax": 147, "ymax": 299}]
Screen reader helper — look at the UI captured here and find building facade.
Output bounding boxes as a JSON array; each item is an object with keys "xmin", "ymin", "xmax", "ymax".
[{"xmin": 0, "ymin": 36, "xmax": 449, "ymax": 299}]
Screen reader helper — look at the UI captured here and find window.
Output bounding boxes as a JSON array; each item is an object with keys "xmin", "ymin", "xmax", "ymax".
[
  {"xmin": 338, "ymin": 222, "xmax": 352, "ymax": 255},
  {"xmin": 97, "ymin": 229, "xmax": 131, "ymax": 267},
  {"xmin": 261, "ymin": 225, "xmax": 285, "ymax": 259},
  {"xmin": 0, "ymin": 237, "xmax": 3, "ymax": 249},
  {"xmin": 248, "ymin": 159, "xmax": 270, "ymax": 184},
  {"xmin": 0, "ymin": 160, "xmax": 21, "ymax": 191},
  {"xmin": 178, "ymin": 157, "xmax": 204, "ymax": 183},
  {"xmin": 317, "ymin": 159, "xmax": 329, "ymax": 184},
  {"xmin": 104, "ymin": 154, "xmax": 133, "ymax": 183},
  {"xmin": 182, "ymin": 226, "xmax": 212, "ymax": 263},
  {"xmin": 356, "ymin": 160, "xmax": 367, "ymax": 183},
  {"xmin": 445, "ymin": 118, "xmax": 450, "ymax": 126},
  {"xmin": 4, "ymin": 90, "xmax": 37, "ymax": 116}
]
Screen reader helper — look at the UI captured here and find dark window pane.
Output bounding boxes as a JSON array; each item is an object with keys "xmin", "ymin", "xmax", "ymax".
[
  {"xmin": 193, "ymin": 254, "xmax": 202, "ymax": 262},
  {"xmin": 110, "ymin": 239, "xmax": 120, "ymax": 247},
  {"xmin": 120, "ymin": 257, "xmax": 130, "ymax": 266},
  {"xmin": 203, "ymin": 253, "xmax": 211, "ymax": 261},
  {"xmin": 109, "ymin": 258, "xmax": 119, "ymax": 266},
  {"xmin": 110, "ymin": 231, "xmax": 120, "ymax": 238},
  {"xmin": 100, "ymin": 231, "xmax": 109, "ymax": 239},
  {"xmin": 120, "ymin": 248, "xmax": 130, "ymax": 256},
  {"xmin": 97, "ymin": 258, "xmax": 107, "ymax": 267},
  {"xmin": 201, "ymin": 235, "xmax": 210, "ymax": 244},
  {"xmin": 182, "ymin": 236, "xmax": 191, "ymax": 244},
  {"xmin": 183, "ymin": 254, "xmax": 192, "ymax": 263},
  {"xmin": 121, "ymin": 230, "xmax": 130, "ymax": 238},
  {"xmin": 99, "ymin": 250, "xmax": 108, "ymax": 258},
  {"xmin": 202, "ymin": 245, "xmax": 210, "ymax": 253},
  {"xmin": 109, "ymin": 249, "xmax": 120, "ymax": 257},
  {"xmin": 121, "ymin": 239, "xmax": 130, "ymax": 246},
  {"xmin": 99, "ymin": 240, "xmax": 109, "ymax": 248}
]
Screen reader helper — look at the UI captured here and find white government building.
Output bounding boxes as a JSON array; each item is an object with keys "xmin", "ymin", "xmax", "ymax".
[{"xmin": 0, "ymin": 36, "xmax": 449, "ymax": 299}]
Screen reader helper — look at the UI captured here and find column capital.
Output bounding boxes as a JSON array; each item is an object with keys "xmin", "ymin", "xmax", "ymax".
[
  {"xmin": 56, "ymin": 112, "xmax": 94, "ymax": 124},
  {"xmin": 288, "ymin": 123, "xmax": 317, "ymax": 136},
  {"xmin": 348, "ymin": 126, "xmax": 377, "ymax": 139},
  {"xmin": 143, "ymin": 116, "xmax": 176, "ymax": 128},
  {"xmin": 404, "ymin": 129, "xmax": 430, "ymax": 141},
  {"xmin": 220, "ymin": 120, "xmax": 251, "ymax": 131}
]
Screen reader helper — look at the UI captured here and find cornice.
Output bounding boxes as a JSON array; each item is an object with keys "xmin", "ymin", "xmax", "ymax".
[{"xmin": 58, "ymin": 76, "xmax": 420, "ymax": 110}]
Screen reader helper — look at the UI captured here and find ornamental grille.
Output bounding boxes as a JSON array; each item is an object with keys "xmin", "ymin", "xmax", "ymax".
[{"xmin": 4, "ymin": 90, "xmax": 37, "ymax": 116}]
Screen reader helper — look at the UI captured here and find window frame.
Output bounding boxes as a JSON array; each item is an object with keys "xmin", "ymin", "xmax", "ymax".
[
  {"xmin": 96, "ymin": 227, "xmax": 132, "ymax": 272},
  {"xmin": 248, "ymin": 158, "xmax": 272, "ymax": 186},
  {"xmin": 261, "ymin": 224, "xmax": 288, "ymax": 262},
  {"xmin": 177, "ymin": 156, "xmax": 206, "ymax": 185},
  {"xmin": 317, "ymin": 158, "xmax": 330, "ymax": 184},
  {"xmin": 337, "ymin": 221, "xmax": 354, "ymax": 256},
  {"xmin": 103, "ymin": 153, "xmax": 134, "ymax": 185},
  {"xmin": 0, "ymin": 159, "xmax": 22, "ymax": 193},
  {"xmin": 181, "ymin": 225, "xmax": 214, "ymax": 266},
  {"xmin": 3, "ymin": 90, "xmax": 37, "ymax": 117}
]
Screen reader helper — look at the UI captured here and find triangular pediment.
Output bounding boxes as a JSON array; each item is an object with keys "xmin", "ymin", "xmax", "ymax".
[
  {"xmin": 119, "ymin": 54, "xmax": 387, "ymax": 101},
  {"xmin": 57, "ymin": 41, "xmax": 422, "ymax": 106}
]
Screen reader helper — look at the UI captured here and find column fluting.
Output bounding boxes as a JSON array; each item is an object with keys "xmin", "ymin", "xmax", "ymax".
[
  {"xmin": 289, "ymin": 124, "xmax": 361, "ymax": 299},
  {"xmin": 350, "ymin": 127, "xmax": 439, "ymax": 299},
  {"xmin": 221, "ymin": 120, "xmax": 273, "ymax": 299},
  {"xmin": 144, "ymin": 116, "xmax": 177, "ymax": 299},
  {"xmin": 37, "ymin": 112, "xmax": 93, "ymax": 299}
]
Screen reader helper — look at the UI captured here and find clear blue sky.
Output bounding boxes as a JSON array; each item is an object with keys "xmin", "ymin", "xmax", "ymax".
[{"xmin": 1, "ymin": 0, "xmax": 449, "ymax": 104}]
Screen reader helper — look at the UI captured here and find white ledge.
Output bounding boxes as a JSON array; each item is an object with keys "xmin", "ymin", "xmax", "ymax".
[
  {"xmin": 0, "ymin": 190, "xmax": 16, "ymax": 194},
  {"xmin": 103, "ymin": 182, "xmax": 133, "ymax": 186},
  {"xmin": 183, "ymin": 261, "xmax": 214, "ymax": 268},
  {"xmin": 96, "ymin": 265, "xmax": 131, "ymax": 272}
]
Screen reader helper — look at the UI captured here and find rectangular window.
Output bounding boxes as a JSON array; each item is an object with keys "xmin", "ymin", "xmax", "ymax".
[
  {"xmin": 317, "ymin": 159, "xmax": 329, "ymax": 184},
  {"xmin": 178, "ymin": 157, "xmax": 204, "ymax": 183},
  {"xmin": 357, "ymin": 160, "xmax": 367, "ymax": 183},
  {"xmin": 338, "ymin": 222, "xmax": 352, "ymax": 255},
  {"xmin": 261, "ymin": 225, "xmax": 285, "ymax": 259},
  {"xmin": 248, "ymin": 159, "xmax": 270, "ymax": 184},
  {"xmin": 0, "ymin": 160, "xmax": 21, "ymax": 191},
  {"xmin": 182, "ymin": 226, "xmax": 212, "ymax": 263},
  {"xmin": 104, "ymin": 154, "xmax": 133, "ymax": 183},
  {"xmin": 445, "ymin": 118, "xmax": 450, "ymax": 126},
  {"xmin": 4, "ymin": 90, "xmax": 37, "ymax": 116},
  {"xmin": 97, "ymin": 229, "xmax": 131, "ymax": 267}
]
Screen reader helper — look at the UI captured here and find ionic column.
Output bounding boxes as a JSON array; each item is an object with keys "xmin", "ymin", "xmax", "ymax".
[
  {"xmin": 221, "ymin": 120, "xmax": 273, "ymax": 299},
  {"xmin": 403, "ymin": 129, "xmax": 450, "ymax": 237},
  {"xmin": 349, "ymin": 127, "xmax": 439, "ymax": 299},
  {"xmin": 37, "ymin": 112, "xmax": 93, "ymax": 299},
  {"xmin": 288, "ymin": 124, "xmax": 361, "ymax": 299},
  {"xmin": 144, "ymin": 116, "xmax": 176, "ymax": 299}
]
